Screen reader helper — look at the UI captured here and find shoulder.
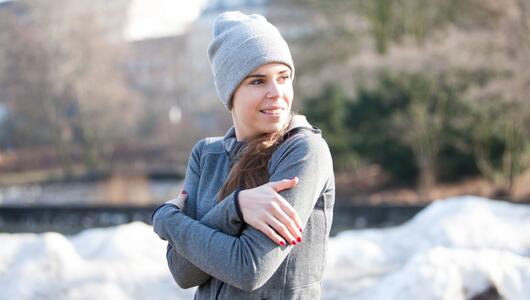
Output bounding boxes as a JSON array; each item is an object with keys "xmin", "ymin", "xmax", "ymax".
[
  {"xmin": 188, "ymin": 137, "xmax": 225, "ymax": 167},
  {"xmin": 282, "ymin": 128, "xmax": 330, "ymax": 154},
  {"xmin": 268, "ymin": 128, "xmax": 334, "ymax": 184},
  {"xmin": 191, "ymin": 136, "xmax": 225, "ymax": 157},
  {"xmin": 271, "ymin": 128, "xmax": 332, "ymax": 167}
]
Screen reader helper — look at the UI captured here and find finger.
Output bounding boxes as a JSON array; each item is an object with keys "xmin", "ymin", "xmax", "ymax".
[
  {"xmin": 255, "ymin": 222, "xmax": 286, "ymax": 247},
  {"xmin": 267, "ymin": 216, "xmax": 298, "ymax": 246},
  {"xmin": 268, "ymin": 176, "xmax": 298, "ymax": 192},
  {"xmin": 168, "ymin": 191, "xmax": 187, "ymax": 207},
  {"xmin": 276, "ymin": 197, "xmax": 303, "ymax": 233},
  {"xmin": 270, "ymin": 203, "xmax": 302, "ymax": 242}
]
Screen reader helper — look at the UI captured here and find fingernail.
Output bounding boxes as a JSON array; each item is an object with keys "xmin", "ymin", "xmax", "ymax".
[
  {"xmin": 297, "ymin": 237, "xmax": 302, "ymax": 243},
  {"xmin": 279, "ymin": 241, "xmax": 286, "ymax": 246},
  {"xmin": 299, "ymin": 228, "xmax": 303, "ymax": 233},
  {"xmin": 291, "ymin": 240, "xmax": 297, "ymax": 245},
  {"xmin": 182, "ymin": 190, "xmax": 187, "ymax": 195}
]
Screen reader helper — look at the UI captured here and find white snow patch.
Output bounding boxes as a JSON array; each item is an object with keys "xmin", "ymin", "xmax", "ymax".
[{"xmin": 322, "ymin": 196, "xmax": 530, "ymax": 299}]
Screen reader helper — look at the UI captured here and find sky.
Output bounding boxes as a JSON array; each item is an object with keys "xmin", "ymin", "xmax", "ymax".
[{"xmin": 124, "ymin": 0, "xmax": 208, "ymax": 41}]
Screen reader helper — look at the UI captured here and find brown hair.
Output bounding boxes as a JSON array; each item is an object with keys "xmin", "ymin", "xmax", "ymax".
[{"xmin": 217, "ymin": 113, "xmax": 294, "ymax": 201}]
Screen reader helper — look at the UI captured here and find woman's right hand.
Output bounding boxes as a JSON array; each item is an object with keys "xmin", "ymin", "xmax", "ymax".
[
  {"xmin": 165, "ymin": 190, "xmax": 187, "ymax": 210},
  {"xmin": 238, "ymin": 177, "xmax": 303, "ymax": 247}
]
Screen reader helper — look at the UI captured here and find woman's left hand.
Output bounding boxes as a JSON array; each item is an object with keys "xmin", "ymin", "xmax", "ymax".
[
  {"xmin": 165, "ymin": 190, "xmax": 187, "ymax": 210},
  {"xmin": 238, "ymin": 177, "xmax": 303, "ymax": 246}
]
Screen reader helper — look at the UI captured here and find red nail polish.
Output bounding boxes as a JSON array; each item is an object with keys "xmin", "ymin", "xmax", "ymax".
[
  {"xmin": 299, "ymin": 228, "xmax": 303, "ymax": 233},
  {"xmin": 291, "ymin": 240, "xmax": 297, "ymax": 245},
  {"xmin": 182, "ymin": 190, "xmax": 187, "ymax": 195},
  {"xmin": 279, "ymin": 241, "xmax": 286, "ymax": 246},
  {"xmin": 297, "ymin": 237, "xmax": 302, "ymax": 243}
]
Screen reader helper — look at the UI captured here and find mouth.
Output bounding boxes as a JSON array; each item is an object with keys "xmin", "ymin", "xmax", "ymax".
[{"xmin": 259, "ymin": 108, "xmax": 285, "ymax": 116}]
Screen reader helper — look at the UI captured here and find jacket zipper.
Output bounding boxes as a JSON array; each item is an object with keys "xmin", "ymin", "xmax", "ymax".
[{"xmin": 215, "ymin": 281, "xmax": 224, "ymax": 300}]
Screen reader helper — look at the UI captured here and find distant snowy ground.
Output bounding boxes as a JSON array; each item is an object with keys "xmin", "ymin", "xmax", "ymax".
[{"xmin": 1, "ymin": 196, "xmax": 529, "ymax": 300}]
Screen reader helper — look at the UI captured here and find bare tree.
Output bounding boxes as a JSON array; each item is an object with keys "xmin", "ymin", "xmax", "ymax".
[{"xmin": 0, "ymin": 0, "xmax": 142, "ymax": 172}]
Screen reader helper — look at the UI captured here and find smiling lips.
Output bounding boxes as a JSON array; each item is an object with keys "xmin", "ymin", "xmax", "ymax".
[{"xmin": 260, "ymin": 107, "xmax": 285, "ymax": 115}]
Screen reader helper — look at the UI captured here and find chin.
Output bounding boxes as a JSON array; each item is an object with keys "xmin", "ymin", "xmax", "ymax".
[{"xmin": 261, "ymin": 122, "xmax": 286, "ymax": 134}]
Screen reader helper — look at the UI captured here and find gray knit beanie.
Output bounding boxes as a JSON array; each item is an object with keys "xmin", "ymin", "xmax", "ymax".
[{"xmin": 208, "ymin": 11, "xmax": 295, "ymax": 110}]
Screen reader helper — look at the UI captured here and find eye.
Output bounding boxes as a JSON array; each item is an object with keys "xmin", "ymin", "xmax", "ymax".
[
  {"xmin": 249, "ymin": 79, "xmax": 265, "ymax": 85},
  {"xmin": 278, "ymin": 75, "xmax": 290, "ymax": 83}
]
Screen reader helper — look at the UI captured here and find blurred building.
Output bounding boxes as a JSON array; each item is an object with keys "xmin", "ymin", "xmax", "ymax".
[{"xmin": 0, "ymin": 0, "xmax": 317, "ymax": 171}]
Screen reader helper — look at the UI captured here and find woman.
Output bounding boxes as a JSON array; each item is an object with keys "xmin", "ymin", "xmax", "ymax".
[{"xmin": 152, "ymin": 11, "xmax": 335, "ymax": 299}]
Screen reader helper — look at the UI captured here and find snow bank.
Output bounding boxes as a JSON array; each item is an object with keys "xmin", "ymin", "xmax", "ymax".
[
  {"xmin": 0, "ymin": 222, "xmax": 194, "ymax": 300},
  {"xmin": 323, "ymin": 196, "xmax": 530, "ymax": 300},
  {"xmin": 0, "ymin": 196, "xmax": 529, "ymax": 300}
]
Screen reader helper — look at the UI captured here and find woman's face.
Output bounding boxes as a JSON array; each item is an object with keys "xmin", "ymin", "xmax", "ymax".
[{"xmin": 231, "ymin": 63, "xmax": 293, "ymax": 142}]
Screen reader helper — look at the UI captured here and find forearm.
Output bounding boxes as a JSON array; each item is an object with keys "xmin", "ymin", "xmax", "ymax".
[
  {"xmin": 199, "ymin": 189, "xmax": 245, "ymax": 236},
  {"xmin": 153, "ymin": 203, "xmax": 212, "ymax": 288},
  {"xmin": 160, "ymin": 189, "xmax": 244, "ymax": 288},
  {"xmin": 153, "ymin": 204, "xmax": 286, "ymax": 291},
  {"xmin": 166, "ymin": 244, "xmax": 211, "ymax": 288}
]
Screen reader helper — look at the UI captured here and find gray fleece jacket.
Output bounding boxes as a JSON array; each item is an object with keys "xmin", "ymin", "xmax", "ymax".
[{"xmin": 152, "ymin": 115, "xmax": 335, "ymax": 299}]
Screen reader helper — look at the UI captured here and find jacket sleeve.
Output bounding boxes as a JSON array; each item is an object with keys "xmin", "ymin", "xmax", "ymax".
[
  {"xmin": 152, "ymin": 133, "xmax": 332, "ymax": 292},
  {"xmin": 160, "ymin": 140, "xmax": 212, "ymax": 289}
]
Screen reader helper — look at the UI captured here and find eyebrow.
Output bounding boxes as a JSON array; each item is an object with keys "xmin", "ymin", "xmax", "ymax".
[{"xmin": 244, "ymin": 69, "xmax": 290, "ymax": 80}]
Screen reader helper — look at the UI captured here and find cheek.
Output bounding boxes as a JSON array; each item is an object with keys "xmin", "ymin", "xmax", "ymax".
[
  {"xmin": 233, "ymin": 90, "xmax": 256, "ymax": 113},
  {"xmin": 284, "ymin": 84, "xmax": 294, "ymax": 100},
  {"xmin": 238, "ymin": 99, "xmax": 260, "ymax": 121},
  {"xmin": 285, "ymin": 89, "xmax": 294, "ymax": 107}
]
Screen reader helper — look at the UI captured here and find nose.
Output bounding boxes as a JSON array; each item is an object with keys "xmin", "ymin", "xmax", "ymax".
[{"xmin": 266, "ymin": 81, "xmax": 281, "ymax": 99}]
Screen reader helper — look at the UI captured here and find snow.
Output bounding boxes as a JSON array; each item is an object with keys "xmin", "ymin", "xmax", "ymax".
[
  {"xmin": 1, "ymin": 196, "xmax": 529, "ymax": 300},
  {"xmin": 323, "ymin": 196, "xmax": 530, "ymax": 300},
  {"xmin": 0, "ymin": 223, "xmax": 193, "ymax": 300}
]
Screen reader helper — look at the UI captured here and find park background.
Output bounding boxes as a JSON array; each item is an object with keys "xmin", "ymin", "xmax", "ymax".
[
  {"xmin": 1, "ymin": 0, "xmax": 529, "ymax": 205},
  {"xmin": 0, "ymin": 0, "xmax": 529, "ymax": 299}
]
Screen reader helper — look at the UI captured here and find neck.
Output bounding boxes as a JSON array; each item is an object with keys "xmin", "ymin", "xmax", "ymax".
[{"xmin": 234, "ymin": 127, "xmax": 255, "ymax": 142}]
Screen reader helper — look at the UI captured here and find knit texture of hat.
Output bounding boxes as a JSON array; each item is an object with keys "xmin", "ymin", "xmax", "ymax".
[{"xmin": 208, "ymin": 11, "xmax": 295, "ymax": 110}]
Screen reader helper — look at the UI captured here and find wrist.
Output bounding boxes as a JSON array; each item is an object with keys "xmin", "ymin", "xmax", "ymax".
[{"xmin": 234, "ymin": 188, "xmax": 245, "ymax": 223}]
